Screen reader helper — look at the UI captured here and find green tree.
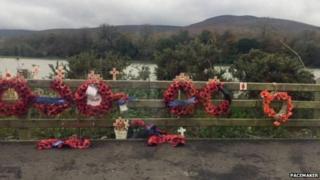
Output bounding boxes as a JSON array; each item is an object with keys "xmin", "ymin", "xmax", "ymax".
[
  {"xmin": 115, "ymin": 34, "xmax": 138, "ymax": 58},
  {"xmin": 217, "ymin": 31, "xmax": 237, "ymax": 63},
  {"xmin": 198, "ymin": 30, "xmax": 214, "ymax": 44},
  {"xmin": 230, "ymin": 50, "xmax": 314, "ymax": 83},
  {"xmin": 155, "ymin": 38, "xmax": 222, "ymax": 81},
  {"xmin": 94, "ymin": 24, "xmax": 121, "ymax": 57},
  {"xmin": 236, "ymin": 38, "xmax": 261, "ymax": 54},
  {"xmin": 291, "ymin": 30, "xmax": 320, "ymax": 67},
  {"xmin": 67, "ymin": 51, "xmax": 129, "ymax": 79},
  {"xmin": 155, "ymin": 30, "xmax": 191, "ymax": 52}
]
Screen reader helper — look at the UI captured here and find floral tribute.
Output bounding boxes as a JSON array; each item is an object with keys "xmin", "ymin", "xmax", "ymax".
[
  {"xmin": 198, "ymin": 78, "xmax": 231, "ymax": 116},
  {"xmin": 33, "ymin": 66, "xmax": 73, "ymax": 116},
  {"xmin": 0, "ymin": 75, "xmax": 35, "ymax": 117},
  {"xmin": 113, "ymin": 117, "xmax": 129, "ymax": 139},
  {"xmin": 260, "ymin": 90, "xmax": 294, "ymax": 127},
  {"xmin": 163, "ymin": 73, "xmax": 198, "ymax": 116},
  {"xmin": 74, "ymin": 71, "xmax": 114, "ymax": 116},
  {"xmin": 37, "ymin": 135, "xmax": 91, "ymax": 150},
  {"xmin": 130, "ymin": 119, "xmax": 185, "ymax": 147}
]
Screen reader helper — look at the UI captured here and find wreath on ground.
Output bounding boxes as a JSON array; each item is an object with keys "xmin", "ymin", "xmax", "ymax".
[
  {"xmin": 163, "ymin": 73, "xmax": 198, "ymax": 116},
  {"xmin": 33, "ymin": 79, "xmax": 74, "ymax": 116},
  {"xmin": 0, "ymin": 76, "xmax": 35, "ymax": 116},
  {"xmin": 260, "ymin": 90, "xmax": 294, "ymax": 127},
  {"xmin": 198, "ymin": 79, "xmax": 231, "ymax": 116},
  {"xmin": 74, "ymin": 78, "xmax": 113, "ymax": 116}
]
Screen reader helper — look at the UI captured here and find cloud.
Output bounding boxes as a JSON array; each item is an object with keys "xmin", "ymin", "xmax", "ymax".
[{"xmin": 0, "ymin": 0, "xmax": 319, "ymax": 30}]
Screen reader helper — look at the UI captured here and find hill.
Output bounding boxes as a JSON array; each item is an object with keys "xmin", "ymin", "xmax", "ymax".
[
  {"xmin": 186, "ymin": 15, "xmax": 320, "ymax": 36},
  {"xmin": 0, "ymin": 29, "xmax": 35, "ymax": 38},
  {"xmin": 0, "ymin": 15, "xmax": 319, "ymax": 39}
]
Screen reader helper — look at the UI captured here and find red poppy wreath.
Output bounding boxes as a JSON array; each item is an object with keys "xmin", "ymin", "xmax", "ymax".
[
  {"xmin": 260, "ymin": 90, "xmax": 294, "ymax": 127},
  {"xmin": 198, "ymin": 79, "xmax": 231, "ymax": 116},
  {"xmin": 33, "ymin": 79, "xmax": 74, "ymax": 116},
  {"xmin": 163, "ymin": 73, "xmax": 198, "ymax": 116},
  {"xmin": 0, "ymin": 76, "xmax": 35, "ymax": 117},
  {"xmin": 74, "ymin": 76, "xmax": 113, "ymax": 117}
]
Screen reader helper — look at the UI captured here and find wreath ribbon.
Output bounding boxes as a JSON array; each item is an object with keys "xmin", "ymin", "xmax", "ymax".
[
  {"xmin": 35, "ymin": 97, "xmax": 66, "ymax": 105},
  {"xmin": 168, "ymin": 96, "xmax": 196, "ymax": 107}
]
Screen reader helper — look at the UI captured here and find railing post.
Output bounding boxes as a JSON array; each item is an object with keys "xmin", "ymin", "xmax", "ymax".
[
  {"xmin": 315, "ymin": 78, "xmax": 320, "ymax": 119},
  {"xmin": 18, "ymin": 109, "xmax": 32, "ymax": 140}
]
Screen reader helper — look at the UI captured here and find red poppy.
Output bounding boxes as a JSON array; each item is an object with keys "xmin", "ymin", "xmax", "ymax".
[
  {"xmin": 0, "ymin": 77, "xmax": 35, "ymax": 117},
  {"xmin": 33, "ymin": 79, "xmax": 73, "ymax": 116},
  {"xmin": 163, "ymin": 80, "xmax": 198, "ymax": 116},
  {"xmin": 198, "ymin": 80, "xmax": 231, "ymax": 116},
  {"xmin": 261, "ymin": 90, "xmax": 293, "ymax": 127}
]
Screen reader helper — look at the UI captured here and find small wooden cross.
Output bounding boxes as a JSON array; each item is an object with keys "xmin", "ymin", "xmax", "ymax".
[
  {"xmin": 88, "ymin": 70, "xmax": 95, "ymax": 79},
  {"xmin": 4, "ymin": 69, "xmax": 12, "ymax": 80},
  {"xmin": 32, "ymin": 65, "xmax": 40, "ymax": 79},
  {"xmin": 110, "ymin": 68, "xmax": 119, "ymax": 80},
  {"xmin": 88, "ymin": 70, "xmax": 102, "ymax": 81},
  {"xmin": 174, "ymin": 73, "xmax": 191, "ymax": 82},
  {"xmin": 55, "ymin": 65, "xmax": 65, "ymax": 80},
  {"xmin": 213, "ymin": 76, "xmax": 220, "ymax": 83},
  {"xmin": 177, "ymin": 127, "xmax": 186, "ymax": 136},
  {"xmin": 208, "ymin": 76, "xmax": 220, "ymax": 84}
]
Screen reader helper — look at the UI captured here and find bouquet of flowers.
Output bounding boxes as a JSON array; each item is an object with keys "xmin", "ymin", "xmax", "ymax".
[{"xmin": 113, "ymin": 117, "xmax": 129, "ymax": 139}]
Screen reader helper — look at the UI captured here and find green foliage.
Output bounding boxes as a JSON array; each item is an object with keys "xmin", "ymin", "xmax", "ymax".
[
  {"xmin": 67, "ymin": 51, "xmax": 130, "ymax": 79},
  {"xmin": 217, "ymin": 31, "xmax": 237, "ymax": 63},
  {"xmin": 155, "ymin": 30, "xmax": 191, "ymax": 52},
  {"xmin": 291, "ymin": 30, "xmax": 320, "ymax": 67},
  {"xmin": 48, "ymin": 61, "xmax": 69, "ymax": 79},
  {"xmin": 230, "ymin": 49, "xmax": 314, "ymax": 83},
  {"xmin": 230, "ymin": 49, "xmax": 315, "ymax": 102},
  {"xmin": 155, "ymin": 34, "xmax": 224, "ymax": 81},
  {"xmin": 94, "ymin": 25, "xmax": 139, "ymax": 58},
  {"xmin": 236, "ymin": 38, "xmax": 261, "ymax": 53}
]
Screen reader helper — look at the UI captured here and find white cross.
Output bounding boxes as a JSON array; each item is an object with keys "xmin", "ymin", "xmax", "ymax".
[{"xmin": 177, "ymin": 127, "xmax": 186, "ymax": 136}]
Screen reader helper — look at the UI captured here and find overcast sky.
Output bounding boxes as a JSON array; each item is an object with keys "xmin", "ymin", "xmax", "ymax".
[{"xmin": 1, "ymin": 0, "xmax": 320, "ymax": 30}]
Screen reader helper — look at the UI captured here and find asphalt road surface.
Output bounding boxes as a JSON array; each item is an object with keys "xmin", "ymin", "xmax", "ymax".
[{"xmin": 0, "ymin": 139, "xmax": 319, "ymax": 180}]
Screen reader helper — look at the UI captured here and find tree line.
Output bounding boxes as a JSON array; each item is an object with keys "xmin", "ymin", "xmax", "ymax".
[
  {"xmin": 0, "ymin": 25, "xmax": 318, "ymax": 85},
  {"xmin": 1, "ymin": 25, "xmax": 320, "ymax": 66}
]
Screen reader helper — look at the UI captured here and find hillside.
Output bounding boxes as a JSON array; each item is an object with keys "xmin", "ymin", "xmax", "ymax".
[
  {"xmin": 0, "ymin": 25, "xmax": 181, "ymax": 39},
  {"xmin": 186, "ymin": 15, "xmax": 320, "ymax": 36},
  {"xmin": 1, "ymin": 15, "xmax": 319, "ymax": 38},
  {"xmin": 0, "ymin": 29, "xmax": 34, "ymax": 38}
]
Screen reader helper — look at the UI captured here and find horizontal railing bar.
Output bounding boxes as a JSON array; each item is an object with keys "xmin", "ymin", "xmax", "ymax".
[
  {"xmin": 0, "ymin": 118, "xmax": 319, "ymax": 128},
  {"xmin": 129, "ymin": 99, "xmax": 320, "ymax": 109},
  {"xmin": 27, "ymin": 80, "xmax": 320, "ymax": 92}
]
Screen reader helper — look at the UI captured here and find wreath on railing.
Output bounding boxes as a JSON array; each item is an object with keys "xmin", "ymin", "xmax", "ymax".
[
  {"xmin": 198, "ymin": 79, "xmax": 231, "ymax": 116},
  {"xmin": 74, "ymin": 77, "xmax": 114, "ymax": 116},
  {"xmin": 163, "ymin": 73, "xmax": 198, "ymax": 116},
  {"xmin": 33, "ymin": 79, "xmax": 74, "ymax": 116},
  {"xmin": 0, "ymin": 76, "xmax": 35, "ymax": 116},
  {"xmin": 260, "ymin": 90, "xmax": 294, "ymax": 127}
]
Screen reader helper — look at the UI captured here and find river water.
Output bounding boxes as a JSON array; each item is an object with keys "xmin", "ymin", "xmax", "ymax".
[
  {"xmin": 0, "ymin": 57, "xmax": 319, "ymax": 81},
  {"xmin": 0, "ymin": 57, "xmax": 158, "ymax": 80}
]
